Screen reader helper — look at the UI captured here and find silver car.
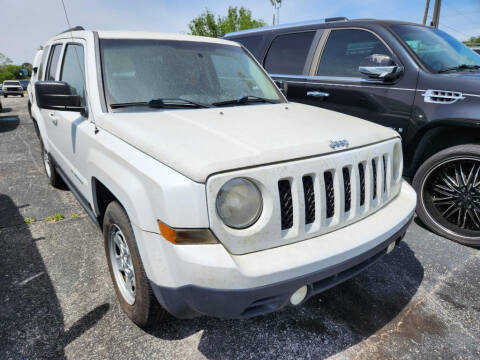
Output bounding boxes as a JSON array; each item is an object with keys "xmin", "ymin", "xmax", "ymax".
[{"xmin": 2, "ymin": 80, "xmax": 24, "ymax": 97}]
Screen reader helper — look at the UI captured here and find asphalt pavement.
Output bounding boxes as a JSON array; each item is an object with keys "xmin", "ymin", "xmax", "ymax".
[{"xmin": 1, "ymin": 96, "xmax": 479, "ymax": 360}]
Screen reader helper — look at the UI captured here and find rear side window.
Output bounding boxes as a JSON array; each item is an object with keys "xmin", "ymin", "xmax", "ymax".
[
  {"xmin": 264, "ymin": 31, "xmax": 316, "ymax": 75},
  {"xmin": 316, "ymin": 29, "xmax": 391, "ymax": 77},
  {"xmin": 60, "ymin": 44, "xmax": 86, "ymax": 105},
  {"xmin": 37, "ymin": 45, "xmax": 50, "ymax": 80},
  {"xmin": 233, "ymin": 35, "xmax": 263, "ymax": 57},
  {"xmin": 46, "ymin": 44, "xmax": 63, "ymax": 81}
]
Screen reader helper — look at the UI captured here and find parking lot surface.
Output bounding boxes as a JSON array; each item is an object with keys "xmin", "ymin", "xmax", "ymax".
[{"xmin": 1, "ymin": 96, "xmax": 480, "ymax": 360}]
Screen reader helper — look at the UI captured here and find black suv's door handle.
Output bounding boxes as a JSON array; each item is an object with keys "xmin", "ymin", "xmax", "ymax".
[{"xmin": 307, "ymin": 91, "xmax": 330, "ymax": 98}]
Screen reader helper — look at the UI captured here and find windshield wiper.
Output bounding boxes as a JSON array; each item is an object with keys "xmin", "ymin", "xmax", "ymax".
[
  {"xmin": 438, "ymin": 64, "xmax": 480, "ymax": 73},
  {"xmin": 212, "ymin": 95, "xmax": 280, "ymax": 107},
  {"xmin": 110, "ymin": 98, "xmax": 212, "ymax": 109}
]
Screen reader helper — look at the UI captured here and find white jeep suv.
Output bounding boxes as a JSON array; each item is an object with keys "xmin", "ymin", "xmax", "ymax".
[{"xmin": 29, "ymin": 28, "xmax": 416, "ymax": 327}]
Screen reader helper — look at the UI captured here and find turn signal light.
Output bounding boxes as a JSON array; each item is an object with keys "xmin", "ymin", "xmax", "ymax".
[{"xmin": 157, "ymin": 220, "xmax": 218, "ymax": 245}]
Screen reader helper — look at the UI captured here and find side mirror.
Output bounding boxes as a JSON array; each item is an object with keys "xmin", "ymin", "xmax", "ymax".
[
  {"xmin": 35, "ymin": 81, "xmax": 86, "ymax": 115},
  {"xmin": 274, "ymin": 79, "xmax": 288, "ymax": 96},
  {"xmin": 359, "ymin": 54, "xmax": 403, "ymax": 82},
  {"xmin": 33, "ymin": 66, "xmax": 38, "ymax": 74}
]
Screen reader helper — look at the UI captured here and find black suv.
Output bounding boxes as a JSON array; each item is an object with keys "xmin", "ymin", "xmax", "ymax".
[{"xmin": 225, "ymin": 18, "xmax": 480, "ymax": 246}]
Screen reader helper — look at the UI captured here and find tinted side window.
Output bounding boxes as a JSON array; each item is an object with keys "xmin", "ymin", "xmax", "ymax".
[
  {"xmin": 233, "ymin": 35, "xmax": 263, "ymax": 57},
  {"xmin": 60, "ymin": 44, "xmax": 85, "ymax": 105},
  {"xmin": 316, "ymin": 29, "xmax": 391, "ymax": 77},
  {"xmin": 46, "ymin": 44, "xmax": 63, "ymax": 81},
  {"xmin": 38, "ymin": 45, "xmax": 50, "ymax": 80},
  {"xmin": 264, "ymin": 31, "xmax": 316, "ymax": 75}
]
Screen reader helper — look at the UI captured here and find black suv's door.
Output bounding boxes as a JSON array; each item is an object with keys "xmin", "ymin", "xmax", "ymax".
[
  {"xmin": 263, "ymin": 30, "xmax": 322, "ymax": 103},
  {"xmin": 304, "ymin": 28, "xmax": 417, "ymax": 136}
]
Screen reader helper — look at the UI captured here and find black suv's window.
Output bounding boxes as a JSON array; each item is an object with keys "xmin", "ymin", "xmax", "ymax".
[
  {"xmin": 233, "ymin": 35, "xmax": 263, "ymax": 57},
  {"xmin": 46, "ymin": 44, "xmax": 63, "ymax": 81},
  {"xmin": 38, "ymin": 45, "xmax": 50, "ymax": 80},
  {"xmin": 264, "ymin": 31, "xmax": 316, "ymax": 75},
  {"xmin": 317, "ymin": 29, "xmax": 391, "ymax": 77},
  {"xmin": 60, "ymin": 44, "xmax": 85, "ymax": 105}
]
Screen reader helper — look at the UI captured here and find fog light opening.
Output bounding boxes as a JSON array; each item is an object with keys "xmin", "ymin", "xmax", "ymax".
[{"xmin": 290, "ymin": 285, "xmax": 308, "ymax": 306}]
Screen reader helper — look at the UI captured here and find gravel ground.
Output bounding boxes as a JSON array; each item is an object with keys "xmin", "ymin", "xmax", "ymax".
[{"xmin": 1, "ymin": 96, "xmax": 479, "ymax": 360}]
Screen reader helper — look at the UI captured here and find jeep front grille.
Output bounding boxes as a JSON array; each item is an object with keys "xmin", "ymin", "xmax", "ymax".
[{"xmin": 276, "ymin": 150, "xmax": 394, "ymax": 230}]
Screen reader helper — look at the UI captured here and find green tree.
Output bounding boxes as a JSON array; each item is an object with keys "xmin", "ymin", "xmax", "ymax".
[{"xmin": 188, "ymin": 6, "xmax": 266, "ymax": 38}]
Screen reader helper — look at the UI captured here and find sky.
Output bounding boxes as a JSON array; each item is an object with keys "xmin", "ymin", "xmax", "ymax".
[{"xmin": 1, "ymin": 0, "xmax": 480, "ymax": 64}]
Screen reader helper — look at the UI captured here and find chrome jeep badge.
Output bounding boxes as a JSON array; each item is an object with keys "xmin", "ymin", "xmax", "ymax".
[{"xmin": 329, "ymin": 139, "xmax": 349, "ymax": 149}]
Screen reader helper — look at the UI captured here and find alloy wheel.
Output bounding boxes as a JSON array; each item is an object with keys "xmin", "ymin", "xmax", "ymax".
[
  {"xmin": 422, "ymin": 157, "xmax": 480, "ymax": 238},
  {"xmin": 109, "ymin": 224, "xmax": 136, "ymax": 305}
]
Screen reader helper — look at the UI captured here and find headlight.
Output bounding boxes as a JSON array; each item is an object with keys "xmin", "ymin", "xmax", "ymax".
[
  {"xmin": 392, "ymin": 141, "xmax": 402, "ymax": 182},
  {"xmin": 216, "ymin": 178, "xmax": 263, "ymax": 229}
]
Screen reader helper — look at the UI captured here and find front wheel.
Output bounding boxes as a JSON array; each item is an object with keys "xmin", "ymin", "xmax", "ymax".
[
  {"xmin": 21, "ymin": 93, "xmax": 24, "ymax": 97},
  {"xmin": 413, "ymin": 144, "xmax": 480, "ymax": 246},
  {"xmin": 40, "ymin": 139, "xmax": 64, "ymax": 188},
  {"xmin": 103, "ymin": 201, "xmax": 163, "ymax": 328}
]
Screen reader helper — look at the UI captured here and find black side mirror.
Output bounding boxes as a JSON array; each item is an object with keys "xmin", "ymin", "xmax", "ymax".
[
  {"xmin": 35, "ymin": 81, "xmax": 86, "ymax": 115},
  {"xmin": 359, "ymin": 54, "xmax": 403, "ymax": 82},
  {"xmin": 33, "ymin": 66, "xmax": 38, "ymax": 74}
]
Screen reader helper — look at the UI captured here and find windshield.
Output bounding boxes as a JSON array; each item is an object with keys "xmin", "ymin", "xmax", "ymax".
[
  {"xmin": 3, "ymin": 81, "xmax": 20, "ymax": 86},
  {"xmin": 391, "ymin": 25, "xmax": 480, "ymax": 73},
  {"xmin": 100, "ymin": 39, "xmax": 284, "ymax": 108}
]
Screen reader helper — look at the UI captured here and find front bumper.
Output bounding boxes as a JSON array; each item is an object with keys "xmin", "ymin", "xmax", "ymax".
[
  {"xmin": 3, "ymin": 89, "xmax": 23, "ymax": 95},
  {"xmin": 151, "ymin": 218, "xmax": 411, "ymax": 318},
  {"xmin": 137, "ymin": 181, "xmax": 416, "ymax": 319}
]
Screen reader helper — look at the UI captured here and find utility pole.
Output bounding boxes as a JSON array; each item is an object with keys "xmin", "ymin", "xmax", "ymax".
[
  {"xmin": 422, "ymin": 0, "xmax": 430, "ymax": 25},
  {"xmin": 270, "ymin": 0, "xmax": 282, "ymax": 25},
  {"xmin": 431, "ymin": 0, "xmax": 441, "ymax": 28}
]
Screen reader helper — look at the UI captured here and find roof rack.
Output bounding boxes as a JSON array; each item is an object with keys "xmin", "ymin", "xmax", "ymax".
[
  {"xmin": 58, "ymin": 26, "xmax": 85, "ymax": 35},
  {"xmin": 224, "ymin": 17, "xmax": 348, "ymax": 37},
  {"xmin": 325, "ymin": 17, "xmax": 348, "ymax": 22}
]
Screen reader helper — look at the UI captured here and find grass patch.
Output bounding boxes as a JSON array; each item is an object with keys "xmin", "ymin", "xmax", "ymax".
[
  {"xmin": 24, "ymin": 217, "xmax": 36, "ymax": 224},
  {"xmin": 44, "ymin": 213, "xmax": 65, "ymax": 222},
  {"xmin": 70, "ymin": 213, "xmax": 79, "ymax": 219}
]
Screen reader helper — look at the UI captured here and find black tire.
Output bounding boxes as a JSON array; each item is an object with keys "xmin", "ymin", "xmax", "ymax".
[
  {"xmin": 40, "ymin": 138, "xmax": 64, "ymax": 188},
  {"xmin": 4, "ymin": 95, "xmax": 7, "ymax": 98},
  {"xmin": 103, "ymin": 201, "xmax": 163, "ymax": 328},
  {"xmin": 21, "ymin": 93, "xmax": 24, "ymax": 97},
  {"xmin": 413, "ymin": 144, "xmax": 480, "ymax": 246}
]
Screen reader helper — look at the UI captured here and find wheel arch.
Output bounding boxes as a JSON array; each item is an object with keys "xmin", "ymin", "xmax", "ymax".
[{"xmin": 407, "ymin": 119, "xmax": 480, "ymax": 177}]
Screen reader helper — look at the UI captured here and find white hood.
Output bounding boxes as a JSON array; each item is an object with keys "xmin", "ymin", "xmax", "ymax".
[{"xmin": 97, "ymin": 103, "xmax": 398, "ymax": 183}]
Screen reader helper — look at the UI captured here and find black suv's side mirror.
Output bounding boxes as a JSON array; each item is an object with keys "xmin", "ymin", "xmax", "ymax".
[
  {"xmin": 359, "ymin": 54, "xmax": 403, "ymax": 82},
  {"xmin": 35, "ymin": 81, "xmax": 86, "ymax": 115},
  {"xmin": 274, "ymin": 79, "xmax": 288, "ymax": 96}
]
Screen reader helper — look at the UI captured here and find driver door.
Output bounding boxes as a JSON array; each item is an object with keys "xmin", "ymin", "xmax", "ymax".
[{"xmin": 305, "ymin": 28, "xmax": 416, "ymax": 137}]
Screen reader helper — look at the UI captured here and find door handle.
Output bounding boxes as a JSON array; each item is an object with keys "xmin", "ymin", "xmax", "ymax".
[
  {"xmin": 307, "ymin": 91, "xmax": 330, "ymax": 98},
  {"xmin": 49, "ymin": 112, "xmax": 58, "ymax": 126}
]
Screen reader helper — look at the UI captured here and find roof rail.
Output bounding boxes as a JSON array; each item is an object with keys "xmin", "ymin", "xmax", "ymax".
[
  {"xmin": 224, "ymin": 17, "xmax": 348, "ymax": 37},
  {"xmin": 58, "ymin": 26, "xmax": 85, "ymax": 35},
  {"xmin": 325, "ymin": 17, "xmax": 348, "ymax": 22}
]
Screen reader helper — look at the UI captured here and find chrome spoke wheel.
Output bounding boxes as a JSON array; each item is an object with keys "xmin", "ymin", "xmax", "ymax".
[
  {"xmin": 422, "ymin": 157, "xmax": 480, "ymax": 238},
  {"xmin": 43, "ymin": 147, "xmax": 52, "ymax": 178},
  {"xmin": 109, "ymin": 224, "xmax": 136, "ymax": 304}
]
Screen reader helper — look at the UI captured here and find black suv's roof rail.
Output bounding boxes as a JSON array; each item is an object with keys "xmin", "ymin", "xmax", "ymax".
[
  {"xmin": 58, "ymin": 26, "xmax": 85, "ymax": 35},
  {"xmin": 224, "ymin": 17, "xmax": 349, "ymax": 37},
  {"xmin": 325, "ymin": 17, "xmax": 348, "ymax": 22}
]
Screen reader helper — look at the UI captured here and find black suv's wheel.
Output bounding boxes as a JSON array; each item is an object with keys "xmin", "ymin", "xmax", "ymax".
[
  {"xmin": 413, "ymin": 144, "xmax": 480, "ymax": 246},
  {"xmin": 103, "ymin": 201, "xmax": 163, "ymax": 328},
  {"xmin": 40, "ymin": 139, "xmax": 64, "ymax": 188}
]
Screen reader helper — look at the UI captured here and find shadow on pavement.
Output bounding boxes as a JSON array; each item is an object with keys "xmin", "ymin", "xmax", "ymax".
[
  {"xmin": 146, "ymin": 241, "xmax": 423, "ymax": 359},
  {"xmin": 0, "ymin": 114, "xmax": 19, "ymax": 133},
  {"xmin": 0, "ymin": 193, "xmax": 109, "ymax": 359}
]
